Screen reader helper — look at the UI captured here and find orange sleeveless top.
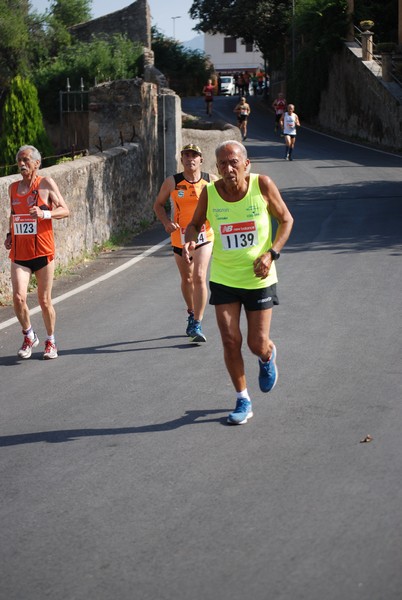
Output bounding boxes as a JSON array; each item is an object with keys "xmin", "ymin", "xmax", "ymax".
[
  {"xmin": 170, "ymin": 172, "xmax": 214, "ymax": 248},
  {"xmin": 9, "ymin": 176, "xmax": 55, "ymax": 261}
]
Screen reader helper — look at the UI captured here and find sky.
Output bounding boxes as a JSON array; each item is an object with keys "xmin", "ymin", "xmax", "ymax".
[{"xmin": 29, "ymin": 0, "xmax": 202, "ymax": 43}]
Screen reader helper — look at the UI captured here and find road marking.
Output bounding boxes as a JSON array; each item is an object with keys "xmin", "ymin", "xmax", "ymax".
[{"xmin": 0, "ymin": 238, "xmax": 170, "ymax": 331}]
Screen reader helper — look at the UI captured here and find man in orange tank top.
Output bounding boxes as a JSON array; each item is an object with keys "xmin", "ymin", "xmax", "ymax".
[
  {"xmin": 4, "ymin": 145, "xmax": 70, "ymax": 359},
  {"xmin": 153, "ymin": 144, "xmax": 217, "ymax": 342}
]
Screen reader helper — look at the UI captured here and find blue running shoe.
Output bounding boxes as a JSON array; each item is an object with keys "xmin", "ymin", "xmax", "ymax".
[
  {"xmin": 188, "ymin": 321, "xmax": 206, "ymax": 343},
  {"xmin": 227, "ymin": 398, "xmax": 253, "ymax": 425},
  {"xmin": 186, "ymin": 313, "xmax": 195, "ymax": 336},
  {"xmin": 258, "ymin": 344, "xmax": 278, "ymax": 392}
]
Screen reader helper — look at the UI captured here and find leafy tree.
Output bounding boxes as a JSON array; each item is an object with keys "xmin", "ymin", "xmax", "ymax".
[
  {"xmin": 152, "ymin": 27, "xmax": 213, "ymax": 96},
  {"xmin": 43, "ymin": 0, "xmax": 93, "ymax": 57},
  {"xmin": 34, "ymin": 34, "xmax": 143, "ymax": 122},
  {"xmin": 0, "ymin": 75, "xmax": 52, "ymax": 173},
  {"xmin": 49, "ymin": 0, "xmax": 92, "ymax": 27},
  {"xmin": 288, "ymin": 0, "xmax": 350, "ymax": 118},
  {"xmin": 189, "ymin": 0, "xmax": 293, "ymax": 67},
  {"xmin": 26, "ymin": 10, "xmax": 53, "ymax": 67},
  {"xmin": 0, "ymin": 0, "xmax": 30, "ymax": 88}
]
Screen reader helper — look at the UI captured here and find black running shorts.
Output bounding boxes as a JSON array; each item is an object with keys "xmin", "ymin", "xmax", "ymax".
[{"xmin": 209, "ymin": 281, "xmax": 279, "ymax": 311}]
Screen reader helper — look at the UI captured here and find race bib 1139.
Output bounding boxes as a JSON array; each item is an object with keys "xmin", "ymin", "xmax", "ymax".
[{"xmin": 220, "ymin": 221, "xmax": 258, "ymax": 250}]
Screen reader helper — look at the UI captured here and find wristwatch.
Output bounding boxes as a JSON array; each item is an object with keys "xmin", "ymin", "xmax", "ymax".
[{"xmin": 268, "ymin": 248, "xmax": 280, "ymax": 261}]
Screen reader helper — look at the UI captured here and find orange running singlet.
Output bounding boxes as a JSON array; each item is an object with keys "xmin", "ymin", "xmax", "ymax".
[
  {"xmin": 170, "ymin": 172, "xmax": 214, "ymax": 248},
  {"xmin": 9, "ymin": 176, "xmax": 55, "ymax": 261}
]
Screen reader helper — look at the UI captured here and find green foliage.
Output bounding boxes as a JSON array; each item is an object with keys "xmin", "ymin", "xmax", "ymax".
[
  {"xmin": 152, "ymin": 27, "xmax": 213, "ymax": 96},
  {"xmin": 294, "ymin": 0, "xmax": 349, "ymax": 51},
  {"xmin": 0, "ymin": 0, "xmax": 30, "ymax": 86},
  {"xmin": 49, "ymin": 0, "xmax": 92, "ymax": 27},
  {"xmin": 287, "ymin": 0, "xmax": 349, "ymax": 120},
  {"xmin": 43, "ymin": 0, "xmax": 92, "ymax": 56},
  {"xmin": 26, "ymin": 10, "xmax": 54, "ymax": 67},
  {"xmin": 0, "ymin": 75, "xmax": 52, "ymax": 173},
  {"xmin": 34, "ymin": 34, "xmax": 143, "ymax": 122},
  {"xmin": 189, "ymin": 0, "xmax": 292, "ymax": 61}
]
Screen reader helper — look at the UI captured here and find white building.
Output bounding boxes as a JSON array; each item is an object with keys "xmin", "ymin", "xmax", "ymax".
[{"xmin": 204, "ymin": 32, "xmax": 265, "ymax": 75}]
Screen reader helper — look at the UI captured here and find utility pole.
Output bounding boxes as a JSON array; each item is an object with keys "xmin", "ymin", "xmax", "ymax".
[{"xmin": 171, "ymin": 16, "xmax": 181, "ymax": 39}]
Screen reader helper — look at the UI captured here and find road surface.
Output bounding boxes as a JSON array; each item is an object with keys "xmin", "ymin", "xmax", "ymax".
[{"xmin": 1, "ymin": 94, "xmax": 402, "ymax": 600}]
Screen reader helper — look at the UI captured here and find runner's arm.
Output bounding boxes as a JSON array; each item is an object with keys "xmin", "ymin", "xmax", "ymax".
[
  {"xmin": 32, "ymin": 177, "xmax": 69, "ymax": 219},
  {"xmin": 253, "ymin": 175, "xmax": 294, "ymax": 278},
  {"xmin": 153, "ymin": 176, "xmax": 179, "ymax": 233},
  {"xmin": 183, "ymin": 186, "xmax": 208, "ymax": 263},
  {"xmin": 4, "ymin": 191, "xmax": 12, "ymax": 248},
  {"xmin": 260, "ymin": 175, "xmax": 293, "ymax": 252}
]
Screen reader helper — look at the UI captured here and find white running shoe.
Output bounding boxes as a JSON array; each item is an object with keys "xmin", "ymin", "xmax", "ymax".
[
  {"xmin": 43, "ymin": 340, "xmax": 58, "ymax": 360},
  {"xmin": 18, "ymin": 333, "xmax": 39, "ymax": 359}
]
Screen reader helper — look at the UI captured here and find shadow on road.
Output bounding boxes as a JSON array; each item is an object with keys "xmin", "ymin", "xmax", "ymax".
[
  {"xmin": 0, "ymin": 409, "xmax": 229, "ymax": 446},
  {"xmin": 0, "ymin": 336, "xmax": 204, "ymax": 365}
]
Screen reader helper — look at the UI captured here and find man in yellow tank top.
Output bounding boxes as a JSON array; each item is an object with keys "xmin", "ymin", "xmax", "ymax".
[
  {"xmin": 184, "ymin": 141, "xmax": 293, "ymax": 424},
  {"xmin": 154, "ymin": 144, "xmax": 217, "ymax": 342}
]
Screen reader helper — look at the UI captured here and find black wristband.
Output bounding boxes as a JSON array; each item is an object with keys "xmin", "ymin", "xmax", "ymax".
[{"xmin": 268, "ymin": 248, "xmax": 280, "ymax": 260}]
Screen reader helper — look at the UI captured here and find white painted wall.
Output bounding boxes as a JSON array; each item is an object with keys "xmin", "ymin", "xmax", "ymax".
[{"xmin": 204, "ymin": 33, "xmax": 264, "ymax": 73}]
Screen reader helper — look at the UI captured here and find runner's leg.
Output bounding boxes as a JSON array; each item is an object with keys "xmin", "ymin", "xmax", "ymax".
[
  {"xmin": 214, "ymin": 302, "xmax": 246, "ymax": 392},
  {"xmin": 35, "ymin": 259, "xmax": 56, "ymax": 336},
  {"xmin": 11, "ymin": 262, "xmax": 32, "ymax": 330},
  {"xmin": 191, "ymin": 243, "xmax": 212, "ymax": 321},
  {"xmin": 245, "ymin": 307, "xmax": 274, "ymax": 361},
  {"xmin": 174, "ymin": 252, "xmax": 195, "ymax": 313}
]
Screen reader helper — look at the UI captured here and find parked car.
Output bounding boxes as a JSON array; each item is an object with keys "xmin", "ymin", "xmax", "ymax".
[{"xmin": 220, "ymin": 75, "xmax": 235, "ymax": 96}]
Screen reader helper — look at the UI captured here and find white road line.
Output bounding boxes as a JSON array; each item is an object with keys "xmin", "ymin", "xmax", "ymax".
[{"xmin": 0, "ymin": 237, "xmax": 170, "ymax": 331}]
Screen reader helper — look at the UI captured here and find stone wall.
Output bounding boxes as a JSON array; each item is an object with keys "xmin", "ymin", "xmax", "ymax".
[
  {"xmin": 88, "ymin": 79, "xmax": 156, "ymax": 151},
  {"xmin": 317, "ymin": 43, "xmax": 402, "ymax": 150},
  {"xmin": 70, "ymin": 0, "xmax": 150, "ymax": 49},
  {"xmin": 181, "ymin": 126, "xmax": 241, "ymax": 175},
  {"xmin": 0, "ymin": 144, "xmax": 156, "ymax": 303}
]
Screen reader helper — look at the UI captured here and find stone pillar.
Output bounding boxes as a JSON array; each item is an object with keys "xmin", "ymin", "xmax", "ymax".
[
  {"xmin": 381, "ymin": 53, "xmax": 393, "ymax": 82},
  {"xmin": 361, "ymin": 31, "xmax": 374, "ymax": 61}
]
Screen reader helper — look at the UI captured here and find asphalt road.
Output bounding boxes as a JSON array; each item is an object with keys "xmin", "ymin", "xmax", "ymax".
[{"xmin": 1, "ymin": 95, "xmax": 402, "ymax": 600}]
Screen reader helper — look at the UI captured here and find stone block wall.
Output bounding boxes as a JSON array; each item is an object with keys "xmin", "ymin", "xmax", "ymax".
[
  {"xmin": 88, "ymin": 78, "xmax": 159, "ymax": 206},
  {"xmin": 70, "ymin": 0, "xmax": 150, "ymax": 49},
  {"xmin": 181, "ymin": 126, "xmax": 242, "ymax": 175},
  {"xmin": 88, "ymin": 79, "xmax": 156, "ymax": 151},
  {"xmin": 317, "ymin": 44, "xmax": 402, "ymax": 150}
]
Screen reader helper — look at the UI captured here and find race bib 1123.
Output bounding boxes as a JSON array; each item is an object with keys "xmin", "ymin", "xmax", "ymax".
[{"xmin": 12, "ymin": 214, "xmax": 37, "ymax": 235}]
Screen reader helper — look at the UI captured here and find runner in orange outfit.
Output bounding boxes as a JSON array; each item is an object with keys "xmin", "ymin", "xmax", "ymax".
[
  {"xmin": 4, "ymin": 145, "xmax": 70, "ymax": 359},
  {"xmin": 153, "ymin": 144, "xmax": 217, "ymax": 342}
]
